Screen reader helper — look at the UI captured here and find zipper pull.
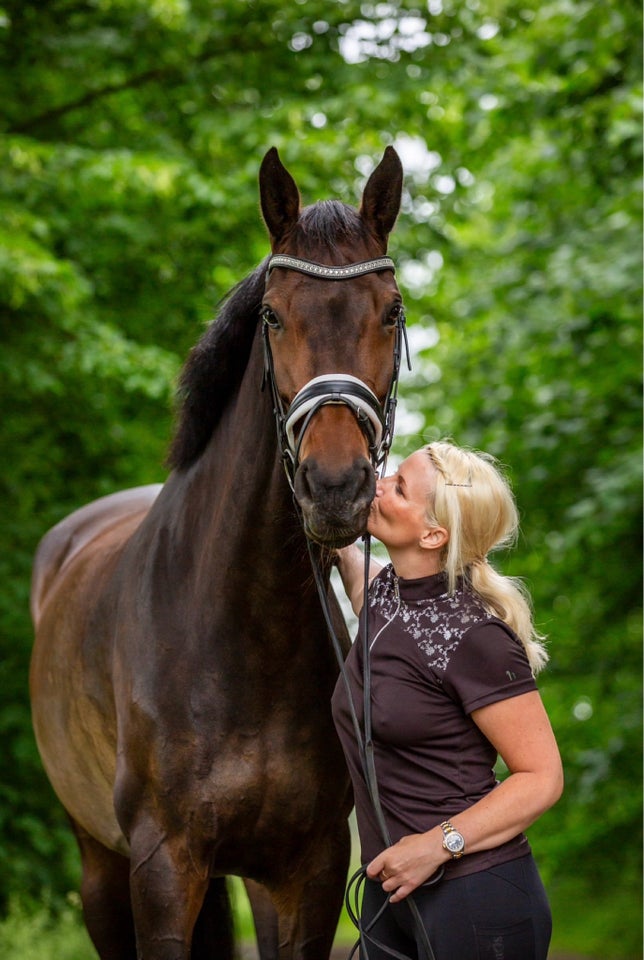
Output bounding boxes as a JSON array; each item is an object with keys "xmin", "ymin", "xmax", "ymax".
[{"xmin": 393, "ymin": 576, "xmax": 400, "ymax": 601}]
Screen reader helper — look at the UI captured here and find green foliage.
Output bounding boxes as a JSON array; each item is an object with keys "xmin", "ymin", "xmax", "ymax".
[
  {"xmin": 0, "ymin": 0, "xmax": 641, "ymax": 955},
  {"xmin": 0, "ymin": 897, "xmax": 93, "ymax": 960}
]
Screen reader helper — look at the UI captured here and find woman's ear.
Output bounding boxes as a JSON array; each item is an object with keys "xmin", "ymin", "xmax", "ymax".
[{"xmin": 419, "ymin": 526, "xmax": 449, "ymax": 553}]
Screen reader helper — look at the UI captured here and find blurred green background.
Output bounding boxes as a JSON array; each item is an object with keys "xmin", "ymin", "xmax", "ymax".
[{"xmin": 0, "ymin": 0, "xmax": 641, "ymax": 957}]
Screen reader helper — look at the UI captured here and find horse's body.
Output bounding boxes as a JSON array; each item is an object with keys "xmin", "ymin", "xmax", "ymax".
[{"xmin": 30, "ymin": 147, "xmax": 404, "ymax": 960}]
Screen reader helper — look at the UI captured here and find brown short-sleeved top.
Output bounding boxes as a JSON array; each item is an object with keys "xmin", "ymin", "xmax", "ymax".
[{"xmin": 331, "ymin": 565, "xmax": 538, "ymax": 880}]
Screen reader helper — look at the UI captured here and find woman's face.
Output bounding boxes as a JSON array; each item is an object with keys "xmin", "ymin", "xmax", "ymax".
[{"xmin": 367, "ymin": 450, "xmax": 437, "ymax": 551}]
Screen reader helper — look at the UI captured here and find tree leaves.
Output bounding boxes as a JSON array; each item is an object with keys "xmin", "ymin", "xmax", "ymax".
[{"xmin": 0, "ymin": 0, "xmax": 641, "ymax": 951}]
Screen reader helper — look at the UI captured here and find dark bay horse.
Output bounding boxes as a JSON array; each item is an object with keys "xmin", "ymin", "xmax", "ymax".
[{"xmin": 30, "ymin": 146, "xmax": 404, "ymax": 960}]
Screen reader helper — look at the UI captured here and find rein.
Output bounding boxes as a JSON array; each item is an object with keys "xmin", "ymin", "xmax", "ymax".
[
  {"xmin": 262, "ymin": 255, "xmax": 411, "ymax": 489},
  {"xmin": 262, "ymin": 253, "xmax": 439, "ymax": 960},
  {"xmin": 307, "ymin": 535, "xmax": 442, "ymax": 960}
]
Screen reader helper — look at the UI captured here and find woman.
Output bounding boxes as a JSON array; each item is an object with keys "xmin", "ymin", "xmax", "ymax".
[{"xmin": 331, "ymin": 439, "xmax": 563, "ymax": 960}]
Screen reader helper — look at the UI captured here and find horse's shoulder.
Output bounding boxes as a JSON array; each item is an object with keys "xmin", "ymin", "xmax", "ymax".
[{"xmin": 30, "ymin": 484, "xmax": 163, "ymax": 625}]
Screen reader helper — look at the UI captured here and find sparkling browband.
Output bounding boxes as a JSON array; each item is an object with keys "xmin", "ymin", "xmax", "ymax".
[{"xmin": 267, "ymin": 255, "xmax": 395, "ymax": 279}]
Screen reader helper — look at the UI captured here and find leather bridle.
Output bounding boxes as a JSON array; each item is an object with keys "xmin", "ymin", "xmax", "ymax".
[{"xmin": 262, "ymin": 254, "xmax": 410, "ymax": 490}]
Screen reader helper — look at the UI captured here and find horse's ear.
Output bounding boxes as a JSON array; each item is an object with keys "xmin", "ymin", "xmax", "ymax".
[
  {"xmin": 259, "ymin": 147, "xmax": 301, "ymax": 244},
  {"xmin": 360, "ymin": 146, "xmax": 403, "ymax": 243}
]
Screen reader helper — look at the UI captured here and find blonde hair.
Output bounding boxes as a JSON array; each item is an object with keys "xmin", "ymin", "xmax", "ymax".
[{"xmin": 424, "ymin": 440, "xmax": 548, "ymax": 674}]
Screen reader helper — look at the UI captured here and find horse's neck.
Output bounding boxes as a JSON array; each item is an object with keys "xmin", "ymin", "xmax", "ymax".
[
  {"xmin": 162, "ymin": 335, "xmax": 315, "ymax": 589},
  {"xmin": 118, "ymin": 334, "xmax": 335, "ymax": 667}
]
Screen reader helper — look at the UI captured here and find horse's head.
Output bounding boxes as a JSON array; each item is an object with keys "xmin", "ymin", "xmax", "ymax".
[{"xmin": 259, "ymin": 146, "xmax": 405, "ymax": 547}]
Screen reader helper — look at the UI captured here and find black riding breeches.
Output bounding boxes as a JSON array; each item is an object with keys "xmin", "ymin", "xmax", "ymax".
[{"xmin": 359, "ymin": 854, "xmax": 552, "ymax": 960}]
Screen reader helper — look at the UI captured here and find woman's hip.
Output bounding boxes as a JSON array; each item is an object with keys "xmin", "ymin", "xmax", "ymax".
[{"xmin": 360, "ymin": 854, "xmax": 552, "ymax": 960}]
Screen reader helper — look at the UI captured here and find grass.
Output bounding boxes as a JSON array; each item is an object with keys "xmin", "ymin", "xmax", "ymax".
[
  {"xmin": 0, "ymin": 880, "xmax": 640, "ymax": 960},
  {"xmin": 0, "ymin": 884, "xmax": 357, "ymax": 960},
  {"xmin": 0, "ymin": 895, "xmax": 94, "ymax": 959}
]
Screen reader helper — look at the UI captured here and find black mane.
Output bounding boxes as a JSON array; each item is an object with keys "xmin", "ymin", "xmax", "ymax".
[
  {"xmin": 167, "ymin": 200, "xmax": 372, "ymax": 471},
  {"xmin": 167, "ymin": 258, "xmax": 269, "ymax": 470}
]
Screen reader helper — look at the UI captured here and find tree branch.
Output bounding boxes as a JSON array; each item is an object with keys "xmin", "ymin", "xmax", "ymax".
[
  {"xmin": 12, "ymin": 68, "xmax": 178, "ymax": 134},
  {"xmin": 10, "ymin": 42, "xmax": 232, "ymax": 135}
]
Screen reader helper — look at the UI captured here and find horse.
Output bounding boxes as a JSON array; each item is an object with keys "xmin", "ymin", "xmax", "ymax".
[{"xmin": 29, "ymin": 145, "xmax": 405, "ymax": 960}]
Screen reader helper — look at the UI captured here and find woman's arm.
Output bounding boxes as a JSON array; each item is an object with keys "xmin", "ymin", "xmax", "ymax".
[
  {"xmin": 367, "ymin": 690, "xmax": 564, "ymax": 902},
  {"xmin": 334, "ymin": 542, "xmax": 383, "ymax": 616}
]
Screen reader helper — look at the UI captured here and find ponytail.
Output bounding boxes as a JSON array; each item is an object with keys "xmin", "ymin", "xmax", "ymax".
[
  {"xmin": 468, "ymin": 561, "xmax": 549, "ymax": 674},
  {"xmin": 425, "ymin": 441, "xmax": 548, "ymax": 675}
]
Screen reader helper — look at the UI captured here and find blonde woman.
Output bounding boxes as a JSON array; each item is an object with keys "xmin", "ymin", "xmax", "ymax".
[{"xmin": 332, "ymin": 440, "xmax": 563, "ymax": 960}]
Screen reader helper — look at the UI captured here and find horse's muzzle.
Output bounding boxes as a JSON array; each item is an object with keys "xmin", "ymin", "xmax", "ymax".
[{"xmin": 293, "ymin": 457, "xmax": 376, "ymax": 547}]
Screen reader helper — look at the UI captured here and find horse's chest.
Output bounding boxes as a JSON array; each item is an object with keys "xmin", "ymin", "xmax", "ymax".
[
  {"xmin": 203, "ymin": 739, "xmax": 319, "ymax": 815},
  {"xmin": 174, "ymin": 729, "xmax": 338, "ymax": 871},
  {"xmin": 138, "ymin": 711, "xmax": 340, "ymax": 840},
  {"xmin": 118, "ymin": 646, "xmax": 346, "ymax": 867}
]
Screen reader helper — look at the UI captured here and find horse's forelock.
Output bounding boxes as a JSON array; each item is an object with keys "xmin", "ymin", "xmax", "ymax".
[
  {"xmin": 292, "ymin": 201, "xmax": 369, "ymax": 257},
  {"xmin": 167, "ymin": 260, "xmax": 269, "ymax": 471}
]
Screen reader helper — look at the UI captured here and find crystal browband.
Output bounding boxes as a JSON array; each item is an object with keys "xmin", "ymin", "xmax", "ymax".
[{"xmin": 267, "ymin": 255, "xmax": 396, "ymax": 279}]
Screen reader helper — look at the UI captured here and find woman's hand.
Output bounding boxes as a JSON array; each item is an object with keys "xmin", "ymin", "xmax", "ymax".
[{"xmin": 366, "ymin": 830, "xmax": 447, "ymax": 903}]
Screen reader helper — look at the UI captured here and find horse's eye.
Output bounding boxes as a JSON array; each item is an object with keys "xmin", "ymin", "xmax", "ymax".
[
  {"xmin": 385, "ymin": 303, "xmax": 404, "ymax": 327},
  {"xmin": 261, "ymin": 306, "xmax": 281, "ymax": 330}
]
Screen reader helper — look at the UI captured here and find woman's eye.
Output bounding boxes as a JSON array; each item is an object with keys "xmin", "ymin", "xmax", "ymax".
[{"xmin": 261, "ymin": 306, "xmax": 280, "ymax": 329}]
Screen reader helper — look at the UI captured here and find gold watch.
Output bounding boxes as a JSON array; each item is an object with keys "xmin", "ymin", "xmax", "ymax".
[{"xmin": 440, "ymin": 820, "xmax": 465, "ymax": 859}]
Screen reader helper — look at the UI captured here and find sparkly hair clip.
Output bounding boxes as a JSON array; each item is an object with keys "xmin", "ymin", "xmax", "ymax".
[{"xmin": 444, "ymin": 480, "xmax": 472, "ymax": 487}]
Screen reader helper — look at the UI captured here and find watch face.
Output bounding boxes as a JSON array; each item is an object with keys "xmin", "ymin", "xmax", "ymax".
[{"xmin": 445, "ymin": 832, "xmax": 465, "ymax": 853}]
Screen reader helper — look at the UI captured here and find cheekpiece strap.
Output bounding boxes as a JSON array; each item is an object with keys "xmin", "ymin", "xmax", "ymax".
[{"xmin": 267, "ymin": 255, "xmax": 395, "ymax": 280}]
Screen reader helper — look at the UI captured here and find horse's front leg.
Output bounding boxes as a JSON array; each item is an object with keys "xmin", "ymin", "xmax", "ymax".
[
  {"xmin": 127, "ymin": 822, "xmax": 211, "ymax": 960},
  {"xmin": 274, "ymin": 819, "xmax": 351, "ymax": 960}
]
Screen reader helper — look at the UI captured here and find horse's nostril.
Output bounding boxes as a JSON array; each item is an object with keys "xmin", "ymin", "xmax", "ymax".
[
  {"xmin": 359, "ymin": 461, "xmax": 375, "ymax": 498},
  {"xmin": 294, "ymin": 458, "xmax": 375, "ymax": 514},
  {"xmin": 295, "ymin": 461, "xmax": 313, "ymax": 505}
]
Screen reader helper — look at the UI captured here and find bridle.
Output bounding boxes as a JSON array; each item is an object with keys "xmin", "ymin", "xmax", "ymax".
[
  {"xmin": 262, "ymin": 254, "xmax": 411, "ymax": 490},
  {"xmin": 261, "ymin": 252, "xmax": 440, "ymax": 960}
]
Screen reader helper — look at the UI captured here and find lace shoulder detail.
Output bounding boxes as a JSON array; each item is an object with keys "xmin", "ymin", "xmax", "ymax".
[
  {"xmin": 367, "ymin": 567, "xmax": 490, "ymax": 673},
  {"xmin": 415, "ymin": 590, "xmax": 489, "ymax": 672},
  {"xmin": 368, "ymin": 565, "xmax": 397, "ymax": 610}
]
